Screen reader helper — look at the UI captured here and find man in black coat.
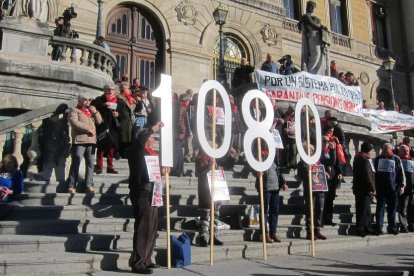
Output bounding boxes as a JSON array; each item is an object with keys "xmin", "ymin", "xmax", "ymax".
[
  {"xmin": 127, "ymin": 122, "xmax": 166, "ymax": 274},
  {"xmin": 352, "ymin": 142, "xmax": 377, "ymax": 237}
]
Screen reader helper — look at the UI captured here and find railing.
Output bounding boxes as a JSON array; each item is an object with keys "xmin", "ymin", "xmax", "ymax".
[
  {"xmin": 330, "ymin": 32, "xmax": 351, "ymax": 49},
  {"xmin": 49, "ymin": 37, "xmax": 116, "ymax": 78},
  {"xmin": 282, "ymin": 18, "xmax": 299, "ymax": 33}
]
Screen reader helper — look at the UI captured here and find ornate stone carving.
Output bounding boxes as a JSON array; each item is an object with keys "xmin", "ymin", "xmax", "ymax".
[
  {"xmin": 175, "ymin": 0, "xmax": 197, "ymax": 26},
  {"xmin": 260, "ymin": 24, "xmax": 279, "ymax": 46}
]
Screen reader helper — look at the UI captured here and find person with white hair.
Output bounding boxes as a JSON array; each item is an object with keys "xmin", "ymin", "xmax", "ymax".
[{"xmin": 66, "ymin": 93, "xmax": 102, "ymax": 194}]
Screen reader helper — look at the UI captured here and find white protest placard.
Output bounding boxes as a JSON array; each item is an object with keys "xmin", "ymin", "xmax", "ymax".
[
  {"xmin": 255, "ymin": 69, "xmax": 363, "ymax": 116},
  {"xmin": 107, "ymin": 102, "xmax": 117, "ymax": 110},
  {"xmin": 216, "ymin": 107, "xmax": 225, "ymax": 125},
  {"xmin": 272, "ymin": 129, "xmax": 284, "ymax": 149},
  {"xmin": 378, "ymin": 159, "xmax": 395, "ymax": 173},
  {"xmin": 401, "ymin": 159, "xmax": 414, "ymax": 173},
  {"xmin": 207, "ymin": 169, "xmax": 230, "ymax": 201},
  {"xmin": 311, "ymin": 165, "xmax": 328, "ymax": 192},
  {"xmin": 145, "ymin": 156, "xmax": 164, "ymax": 207}
]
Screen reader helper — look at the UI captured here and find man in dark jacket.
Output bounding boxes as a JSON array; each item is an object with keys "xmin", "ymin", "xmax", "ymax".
[
  {"xmin": 374, "ymin": 143, "xmax": 406, "ymax": 235},
  {"xmin": 128, "ymin": 122, "xmax": 165, "ymax": 274},
  {"xmin": 397, "ymin": 145, "xmax": 414, "ymax": 232},
  {"xmin": 352, "ymin": 142, "xmax": 377, "ymax": 237}
]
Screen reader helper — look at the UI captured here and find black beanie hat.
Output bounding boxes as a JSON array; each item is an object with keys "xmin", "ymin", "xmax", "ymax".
[{"xmin": 361, "ymin": 142, "xmax": 374, "ymax": 153}]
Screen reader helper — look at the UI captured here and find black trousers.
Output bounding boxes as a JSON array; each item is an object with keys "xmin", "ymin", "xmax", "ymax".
[
  {"xmin": 130, "ymin": 192, "xmax": 158, "ymax": 267},
  {"xmin": 304, "ymin": 191, "xmax": 325, "ymax": 233},
  {"xmin": 355, "ymin": 194, "xmax": 372, "ymax": 232},
  {"xmin": 323, "ymin": 181, "xmax": 337, "ymax": 223}
]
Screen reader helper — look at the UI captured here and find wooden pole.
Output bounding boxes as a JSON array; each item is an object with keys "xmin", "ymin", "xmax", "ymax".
[
  {"xmin": 305, "ymin": 106, "xmax": 315, "ymax": 256},
  {"xmin": 256, "ymin": 97, "xmax": 267, "ymax": 260},
  {"xmin": 210, "ymin": 89, "xmax": 217, "ymax": 266},
  {"xmin": 165, "ymin": 172, "xmax": 171, "ymax": 268}
]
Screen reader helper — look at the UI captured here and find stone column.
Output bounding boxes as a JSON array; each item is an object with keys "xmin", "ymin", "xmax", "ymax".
[
  {"xmin": 13, "ymin": 128, "xmax": 25, "ymax": 167},
  {"xmin": 26, "ymin": 121, "xmax": 42, "ymax": 177}
]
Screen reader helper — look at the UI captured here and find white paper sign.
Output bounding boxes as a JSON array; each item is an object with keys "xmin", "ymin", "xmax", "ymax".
[
  {"xmin": 145, "ymin": 156, "xmax": 164, "ymax": 207},
  {"xmin": 207, "ymin": 169, "xmax": 230, "ymax": 201},
  {"xmin": 107, "ymin": 102, "xmax": 117, "ymax": 110},
  {"xmin": 272, "ymin": 129, "xmax": 284, "ymax": 149},
  {"xmin": 216, "ymin": 107, "xmax": 225, "ymax": 125},
  {"xmin": 378, "ymin": 159, "xmax": 395, "ymax": 173},
  {"xmin": 401, "ymin": 159, "xmax": 414, "ymax": 173}
]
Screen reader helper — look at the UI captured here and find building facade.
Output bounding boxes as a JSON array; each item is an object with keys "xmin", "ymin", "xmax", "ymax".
[{"xmin": 2, "ymin": 0, "xmax": 413, "ymax": 111}]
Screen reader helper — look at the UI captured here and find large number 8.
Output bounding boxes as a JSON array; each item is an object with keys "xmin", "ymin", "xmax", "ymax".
[{"xmin": 241, "ymin": 90, "xmax": 276, "ymax": 172}]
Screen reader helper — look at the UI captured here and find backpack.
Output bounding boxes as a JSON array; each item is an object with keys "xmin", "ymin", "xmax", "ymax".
[{"xmin": 171, "ymin": 232, "xmax": 191, "ymax": 268}]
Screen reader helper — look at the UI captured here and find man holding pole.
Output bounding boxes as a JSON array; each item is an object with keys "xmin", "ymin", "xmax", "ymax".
[
  {"xmin": 127, "ymin": 121, "xmax": 167, "ymax": 274},
  {"xmin": 297, "ymin": 143, "xmax": 327, "ymax": 240}
]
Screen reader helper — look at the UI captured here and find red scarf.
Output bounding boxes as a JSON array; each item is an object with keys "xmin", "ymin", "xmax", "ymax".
[
  {"xmin": 76, "ymin": 105, "xmax": 91, "ymax": 117},
  {"xmin": 144, "ymin": 146, "xmax": 158, "ymax": 156},
  {"xmin": 105, "ymin": 95, "xmax": 118, "ymax": 103},
  {"xmin": 122, "ymin": 90, "xmax": 135, "ymax": 106},
  {"xmin": 232, "ymin": 104, "xmax": 238, "ymax": 113}
]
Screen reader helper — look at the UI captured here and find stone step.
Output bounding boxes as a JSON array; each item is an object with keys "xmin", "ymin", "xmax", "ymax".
[
  {"xmin": 3, "ymin": 231, "xmax": 411, "ymax": 274},
  {"xmin": 0, "ymin": 251, "xmax": 103, "ymax": 275},
  {"xmin": 14, "ymin": 192, "xmax": 360, "ymax": 208}
]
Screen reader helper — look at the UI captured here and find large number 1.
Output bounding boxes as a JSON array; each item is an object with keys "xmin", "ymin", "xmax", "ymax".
[{"xmin": 151, "ymin": 74, "xmax": 173, "ymax": 167}]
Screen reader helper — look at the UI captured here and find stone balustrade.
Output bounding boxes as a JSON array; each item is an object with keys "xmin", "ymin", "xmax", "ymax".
[
  {"xmin": 49, "ymin": 37, "xmax": 116, "ymax": 78},
  {"xmin": 330, "ymin": 32, "xmax": 351, "ymax": 49}
]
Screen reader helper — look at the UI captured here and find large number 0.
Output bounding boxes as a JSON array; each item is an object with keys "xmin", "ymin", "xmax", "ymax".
[
  {"xmin": 241, "ymin": 90, "xmax": 276, "ymax": 171},
  {"xmin": 151, "ymin": 74, "xmax": 173, "ymax": 167},
  {"xmin": 294, "ymin": 98, "xmax": 322, "ymax": 165},
  {"xmin": 196, "ymin": 80, "xmax": 232, "ymax": 158}
]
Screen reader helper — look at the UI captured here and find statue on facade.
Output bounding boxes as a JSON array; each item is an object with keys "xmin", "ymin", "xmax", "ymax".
[
  {"xmin": 4, "ymin": 0, "xmax": 48, "ymax": 21},
  {"xmin": 298, "ymin": 1, "xmax": 330, "ymax": 76}
]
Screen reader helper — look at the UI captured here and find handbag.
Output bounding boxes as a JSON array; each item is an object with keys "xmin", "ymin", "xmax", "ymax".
[
  {"xmin": 336, "ymin": 143, "xmax": 347, "ymax": 164},
  {"xmin": 171, "ymin": 232, "xmax": 191, "ymax": 268},
  {"xmin": 96, "ymin": 124, "xmax": 114, "ymax": 150}
]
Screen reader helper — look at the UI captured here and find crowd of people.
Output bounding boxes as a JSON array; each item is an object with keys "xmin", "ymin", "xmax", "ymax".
[{"xmin": 8, "ymin": 43, "xmax": 414, "ymax": 273}]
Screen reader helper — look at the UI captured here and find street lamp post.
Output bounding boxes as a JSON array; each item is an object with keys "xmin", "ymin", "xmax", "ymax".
[
  {"xmin": 383, "ymin": 56, "xmax": 396, "ymax": 110},
  {"xmin": 96, "ymin": 0, "xmax": 104, "ymax": 39},
  {"xmin": 213, "ymin": 3, "xmax": 228, "ymax": 83}
]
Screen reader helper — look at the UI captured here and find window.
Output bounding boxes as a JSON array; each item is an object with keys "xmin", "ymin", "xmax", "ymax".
[
  {"xmin": 213, "ymin": 35, "xmax": 249, "ymax": 85},
  {"xmin": 371, "ymin": 3, "xmax": 388, "ymax": 49},
  {"xmin": 283, "ymin": 0, "xmax": 301, "ymax": 20},
  {"xmin": 329, "ymin": 0, "xmax": 349, "ymax": 35}
]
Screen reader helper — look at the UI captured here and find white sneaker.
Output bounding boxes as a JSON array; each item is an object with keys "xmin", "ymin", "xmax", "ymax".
[
  {"xmin": 215, "ymin": 219, "xmax": 231, "ymax": 230},
  {"xmin": 194, "ymin": 217, "xmax": 231, "ymax": 230}
]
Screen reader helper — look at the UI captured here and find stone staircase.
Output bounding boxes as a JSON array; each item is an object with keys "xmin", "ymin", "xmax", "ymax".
[{"xmin": 1, "ymin": 160, "xmax": 413, "ymax": 275}]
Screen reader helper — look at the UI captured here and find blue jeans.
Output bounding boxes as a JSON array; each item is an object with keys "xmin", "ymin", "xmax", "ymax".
[
  {"xmin": 259, "ymin": 190, "xmax": 280, "ymax": 235},
  {"xmin": 67, "ymin": 144, "xmax": 95, "ymax": 188},
  {"xmin": 376, "ymin": 191, "xmax": 398, "ymax": 232}
]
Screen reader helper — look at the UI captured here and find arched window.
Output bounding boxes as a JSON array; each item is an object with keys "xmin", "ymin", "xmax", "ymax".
[{"xmin": 213, "ymin": 34, "xmax": 249, "ymax": 87}]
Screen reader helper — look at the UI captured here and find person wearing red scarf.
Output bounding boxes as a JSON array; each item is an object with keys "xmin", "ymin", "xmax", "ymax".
[
  {"xmin": 320, "ymin": 134, "xmax": 342, "ymax": 227},
  {"xmin": 397, "ymin": 145, "xmax": 414, "ymax": 232},
  {"xmin": 373, "ymin": 143, "xmax": 406, "ymax": 235},
  {"xmin": 127, "ymin": 122, "xmax": 167, "ymax": 274},
  {"xmin": 91, "ymin": 82, "xmax": 121, "ymax": 174},
  {"xmin": 118, "ymin": 82, "xmax": 136, "ymax": 158},
  {"xmin": 66, "ymin": 93, "xmax": 102, "ymax": 194}
]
